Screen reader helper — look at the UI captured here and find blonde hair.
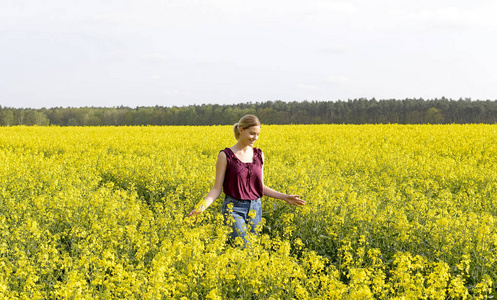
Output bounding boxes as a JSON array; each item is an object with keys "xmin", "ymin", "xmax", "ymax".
[{"xmin": 233, "ymin": 115, "xmax": 261, "ymax": 140}]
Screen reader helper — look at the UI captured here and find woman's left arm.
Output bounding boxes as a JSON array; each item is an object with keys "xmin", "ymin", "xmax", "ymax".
[
  {"xmin": 261, "ymin": 151, "xmax": 305, "ymax": 206},
  {"xmin": 263, "ymin": 186, "xmax": 305, "ymax": 206}
]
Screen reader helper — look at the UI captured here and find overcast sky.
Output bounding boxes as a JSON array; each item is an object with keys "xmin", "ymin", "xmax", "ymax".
[{"xmin": 1, "ymin": 0, "xmax": 497, "ymax": 109}]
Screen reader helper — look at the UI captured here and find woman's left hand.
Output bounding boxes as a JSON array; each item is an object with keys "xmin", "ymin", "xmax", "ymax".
[{"xmin": 284, "ymin": 194, "xmax": 305, "ymax": 206}]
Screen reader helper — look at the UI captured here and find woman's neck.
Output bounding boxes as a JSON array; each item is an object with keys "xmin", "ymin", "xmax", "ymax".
[{"xmin": 233, "ymin": 141, "xmax": 252, "ymax": 152}]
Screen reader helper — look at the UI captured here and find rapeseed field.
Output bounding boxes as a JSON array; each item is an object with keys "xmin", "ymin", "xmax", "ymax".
[{"xmin": 0, "ymin": 125, "xmax": 495, "ymax": 299}]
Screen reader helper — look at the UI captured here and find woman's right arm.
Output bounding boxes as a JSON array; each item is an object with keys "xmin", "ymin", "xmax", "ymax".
[{"xmin": 188, "ymin": 151, "xmax": 227, "ymax": 216}]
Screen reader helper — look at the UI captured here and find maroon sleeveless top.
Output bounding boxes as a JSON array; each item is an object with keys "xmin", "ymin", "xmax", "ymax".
[{"xmin": 222, "ymin": 147, "xmax": 264, "ymax": 200}]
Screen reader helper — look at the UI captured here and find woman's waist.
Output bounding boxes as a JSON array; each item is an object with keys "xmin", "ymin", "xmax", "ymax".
[{"xmin": 224, "ymin": 193, "xmax": 260, "ymax": 201}]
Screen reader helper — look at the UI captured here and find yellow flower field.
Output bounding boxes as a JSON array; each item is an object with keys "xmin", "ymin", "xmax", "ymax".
[{"xmin": 0, "ymin": 125, "xmax": 496, "ymax": 299}]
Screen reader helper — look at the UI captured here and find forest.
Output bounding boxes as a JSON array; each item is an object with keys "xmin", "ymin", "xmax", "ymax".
[{"xmin": 1, "ymin": 98, "xmax": 497, "ymax": 126}]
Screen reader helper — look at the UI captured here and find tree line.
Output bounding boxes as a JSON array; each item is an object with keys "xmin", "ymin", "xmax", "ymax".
[{"xmin": 1, "ymin": 98, "xmax": 497, "ymax": 126}]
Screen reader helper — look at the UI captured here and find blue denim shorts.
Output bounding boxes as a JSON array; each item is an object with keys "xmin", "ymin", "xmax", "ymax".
[{"xmin": 222, "ymin": 194, "xmax": 262, "ymax": 242}]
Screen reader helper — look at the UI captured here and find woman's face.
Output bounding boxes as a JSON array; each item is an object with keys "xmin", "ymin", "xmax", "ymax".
[{"xmin": 240, "ymin": 126, "xmax": 260, "ymax": 147}]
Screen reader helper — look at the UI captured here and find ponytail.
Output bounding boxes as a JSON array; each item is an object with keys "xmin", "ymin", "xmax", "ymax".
[{"xmin": 233, "ymin": 123, "xmax": 241, "ymax": 140}]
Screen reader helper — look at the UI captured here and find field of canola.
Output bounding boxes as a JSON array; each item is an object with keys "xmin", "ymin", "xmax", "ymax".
[{"xmin": 1, "ymin": 125, "xmax": 496, "ymax": 299}]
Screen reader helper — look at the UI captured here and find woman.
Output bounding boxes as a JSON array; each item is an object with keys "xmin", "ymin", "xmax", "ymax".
[{"xmin": 188, "ymin": 115, "xmax": 305, "ymax": 243}]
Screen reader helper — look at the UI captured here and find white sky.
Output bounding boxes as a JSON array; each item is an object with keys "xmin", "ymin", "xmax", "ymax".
[{"xmin": 1, "ymin": 0, "xmax": 497, "ymax": 108}]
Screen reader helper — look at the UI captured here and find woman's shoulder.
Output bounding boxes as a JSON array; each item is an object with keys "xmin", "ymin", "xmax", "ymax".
[
  {"xmin": 220, "ymin": 147, "xmax": 231, "ymax": 154},
  {"xmin": 253, "ymin": 147, "xmax": 264, "ymax": 162},
  {"xmin": 219, "ymin": 148, "xmax": 233, "ymax": 159}
]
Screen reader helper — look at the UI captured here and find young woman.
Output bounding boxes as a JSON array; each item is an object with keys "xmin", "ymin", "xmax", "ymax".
[{"xmin": 188, "ymin": 115, "xmax": 305, "ymax": 242}]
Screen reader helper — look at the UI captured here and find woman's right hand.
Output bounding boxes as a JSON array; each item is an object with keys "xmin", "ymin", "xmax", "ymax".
[
  {"xmin": 188, "ymin": 200, "xmax": 208, "ymax": 217},
  {"xmin": 188, "ymin": 208, "xmax": 202, "ymax": 217}
]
